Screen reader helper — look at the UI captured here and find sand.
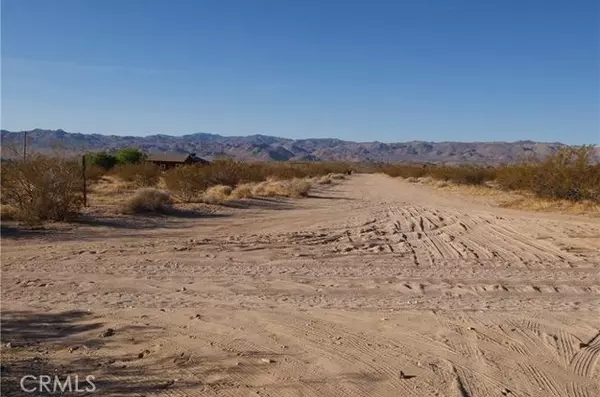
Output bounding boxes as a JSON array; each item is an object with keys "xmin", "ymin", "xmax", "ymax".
[{"xmin": 2, "ymin": 174, "xmax": 599, "ymax": 396}]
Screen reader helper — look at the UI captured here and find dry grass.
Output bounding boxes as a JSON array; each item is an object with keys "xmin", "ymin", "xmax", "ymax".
[
  {"xmin": 0, "ymin": 204, "xmax": 19, "ymax": 221},
  {"xmin": 317, "ymin": 175, "xmax": 333, "ymax": 185},
  {"xmin": 201, "ymin": 185, "xmax": 233, "ymax": 204},
  {"xmin": 112, "ymin": 163, "xmax": 160, "ymax": 187},
  {"xmin": 415, "ymin": 175, "xmax": 599, "ymax": 215},
  {"xmin": 500, "ymin": 196, "xmax": 600, "ymax": 216},
  {"xmin": 250, "ymin": 179, "xmax": 312, "ymax": 198},
  {"xmin": 160, "ymin": 160, "xmax": 343, "ymax": 203},
  {"xmin": 119, "ymin": 188, "xmax": 172, "ymax": 214},
  {"xmin": 88, "ymin": 176, "xmax": 137, "ymax": 205},
  {"xmin": 230, "ymin": 183, "xmax": 255, "ymax": 199}
]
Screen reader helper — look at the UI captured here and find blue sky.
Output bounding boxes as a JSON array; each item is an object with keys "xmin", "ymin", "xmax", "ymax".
[{"xmin": 2, "ymin": 0, "xmax": 599, "ymax": 144}]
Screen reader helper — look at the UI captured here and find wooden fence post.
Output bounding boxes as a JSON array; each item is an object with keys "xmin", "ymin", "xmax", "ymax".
[{"xmin": 82, "ymin": 155, "xmax": 87, "ymax": 207}]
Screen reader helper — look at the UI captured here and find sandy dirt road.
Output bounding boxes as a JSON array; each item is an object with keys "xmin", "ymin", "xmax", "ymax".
[{"xmin": 2, "ymin": 174, "xmax": 600, "ymax": 396}]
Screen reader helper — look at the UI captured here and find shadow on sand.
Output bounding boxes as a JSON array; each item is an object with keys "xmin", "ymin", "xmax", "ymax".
[{"xmin": 0, "ymin": 310, "xmax": 202, "ymax": 396}]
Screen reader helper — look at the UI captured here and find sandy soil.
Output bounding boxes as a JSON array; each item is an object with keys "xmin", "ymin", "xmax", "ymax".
[{"xmin": 2, "ymin": 174, "xmax": 599, "ymax": 397}]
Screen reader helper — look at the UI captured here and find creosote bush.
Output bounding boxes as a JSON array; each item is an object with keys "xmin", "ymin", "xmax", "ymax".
[
  {"xmin": 495, "ymin": 146, "xmax": 600, "ymax": 202},
  {"xmin": 1, "ymin": 156, "xmax": 85, "ymax": 223}
]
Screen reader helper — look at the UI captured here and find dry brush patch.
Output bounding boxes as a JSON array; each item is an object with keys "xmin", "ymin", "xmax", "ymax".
[
  {"xmin": 380, "ymin": 146, "xmax": 600, "ymax": 206},
  {"xmin": 111, "ymin": 163, "xmax": 161, "ymax": 188},
  {"xmin": 0, "ymin": 156, "xmax": 86, "ymax": 223},
  {"xmin": 119, "ymin": 188, "xmax": 172, "ymax": 214},
  {"xmin": 161, "ymin": 161, "xmax": 351, "ymax": 203}
]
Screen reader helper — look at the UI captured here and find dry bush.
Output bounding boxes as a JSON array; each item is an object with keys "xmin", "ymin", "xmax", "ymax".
[
  {"xmin": 251, "ymin": 179, "xmax": 312, "ymax": 198},
  {"xmin": 113, "ymin": 163, "xmax": 160, "ymax": 187},
  {"xmin": 87, "ymin": 176, "xmax": 137, "ymax": 206},
  {"xmin": 85, "ymin": 164, "xmax": 106, "ymax": 183},
  {"xmin": 501, "ymin": 196, "xmax": 600, "ymax": 215},
  {"xmin": 120, "ymin": 188, "xmax": 172, "ymax": 214},
  {"xmin": 378, "ymin": 164, "xmax": 428, "ymax": 179},
  {"xmin": 317, "ymin": 175, "xmax": 333, "ymax": 185},
  {"xmin": 288, "ymin": 179, "xmax": 312, "ymax": 197},
  {"xmin": 379, "ymin": 146, "xmax": 600, "ymax": 204},
  {"xmin": 496, "ymin": 146, "xmax": 600, "ymax": 202},
  {"xmin": 163, "ymin": 165, "xmax": 211, "ymax": 202},
  {"xmin": 429, "ymin": 166, "xmax": 496, "ymax": 185},
  {"xmin": 160, "ymin": 160, "xmax": 348, "ymax": 201},
  {"xmin": 230, "ymin": 183, "xmax": 255, "ymax": 199},
  {"xmin": 0, "ymin": 204, "xmax": 19, "ymax": 221},
  {"xmin": 1, "ymin": 156, "xmax": 84, "ymax": 223},
  {"xmin": 201, "ymin": 185, "xmax": 233, "ymax": 204}
]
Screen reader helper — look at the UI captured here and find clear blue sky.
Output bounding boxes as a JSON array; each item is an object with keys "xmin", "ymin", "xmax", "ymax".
[{"xmin": 2, "ymin": 0, "xmax": 599, "ymax": 144}]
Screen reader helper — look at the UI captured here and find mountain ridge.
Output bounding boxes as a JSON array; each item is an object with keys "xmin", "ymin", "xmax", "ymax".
[{"xmin": 1, "ymin": 129, "xmax": 594, "ymax": 164}]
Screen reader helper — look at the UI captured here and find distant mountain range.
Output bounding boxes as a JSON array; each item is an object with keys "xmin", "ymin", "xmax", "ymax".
[{"xmin": 1, "ymin": 129, "xmax": 595, "ymax": 164}]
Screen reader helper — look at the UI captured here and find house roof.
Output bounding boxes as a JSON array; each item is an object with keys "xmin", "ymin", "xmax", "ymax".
[
  {"xmin": 147, "ymin": 153, "xmax": 192, "ymax": 163},
  {"xmin": 146, "ymin": 152, "xmax": 210, "ymax": 164}
]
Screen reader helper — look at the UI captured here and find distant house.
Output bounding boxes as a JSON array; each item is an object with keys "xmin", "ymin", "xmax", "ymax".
[{"xmin": 146, "ymin": 152, "xmax": 210, "ymax": 170}]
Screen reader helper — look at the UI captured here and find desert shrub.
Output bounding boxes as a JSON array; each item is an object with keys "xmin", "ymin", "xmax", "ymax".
[
  {"xmin": 251, "ymin": 178, "xmax": 312, "ymax": 198},
  {"xmin": 205, "ymin": 158, "xmax": 249, "ymax": 186},
  {"xmin": 86, "ymin": 152, "xmax": 117, "ymax": 170},
  {"xmin": 85, "ymin": 164, "xmax": 106, "ymax": 183},
  {"xmin": 230, "ymin": 183, "xmax": 255, "ymax": 199},
  {"xmin": 159, "ymin": 159, "xmax": 345, "ymax": 200},
  {"xmin": 429, "ymin": 166, "xmax": 496, "ymax": 185},
  {"xmin": 497, "ymin": 146, "xmax": 600, "ymax": 202},
  {"xmin": 120, "ymin": 188, "xmax": 172, "ymax": 214},
  {"xmin": 116, "ymin": 148, "xmax": 146, "ymax": 165},
  {"xmin": 317, "ymin": 175, "xmax": 333, "ymax": 184},
  {"xmin": 0, "ymin": 204, "xmax": 19, "ymax": 221},
  {"xmin": 288, "ymin": 179, "xmax": 312, "ymax": 197},
  {"xmin": 163, "ymin": 165, "xmax": 211, "ymax": 202},
  {"xmin": 379, "ymin": 146, "xmax": 600, "ymax": 203},
  {"xmin": 113, "ymin": 163, "xmax": 160, "ymax": 187},
  {"xmin": 1, "ymin": 156, "xmax": 84, "ymax": 223},
  {"xmin": 201, "ymin": 185, "xmax": 233, "ymax": 203},
  {"xmin": 377, "ymin": 164, "xmax": 428, "ymax": 179}
]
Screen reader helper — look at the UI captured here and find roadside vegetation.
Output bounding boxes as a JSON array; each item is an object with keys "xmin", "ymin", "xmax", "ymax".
[
  {"xmin": 3, "ymin": 146, "xmax": 596, "ymax": 224},
  {"xmin": 1, "ymin": 153, "xmax": 352, "ymax": 222},
  {"xmin": 1, "ymin": 155, "xmax": 85, "ymax": 224},
  {"xmin": 379, "ymin": 146, "xmax": 600, "ymax": 204}
]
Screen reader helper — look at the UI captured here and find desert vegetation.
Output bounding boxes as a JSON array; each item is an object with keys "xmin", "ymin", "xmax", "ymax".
[
  {"xmin": 120, "ymin": 188, "xmax": 172, "ymax": 214},
  {"xmin": 162, "ymin": 158, "xmax": 350, "ymax": 203},
  {"xmin": 3, "ymin": 146, "xmax": 597, "ymax": 225},
  {"xmin": 379, "ymin": 146, "xmax": 600, "ymax": 204},
  {"xmin": 1, "ymin": 155, "xmax": 85, "ymax": 223},
  {"xmin": 1, "ymin": 154, "xmax": 351, "ymax": 223}
]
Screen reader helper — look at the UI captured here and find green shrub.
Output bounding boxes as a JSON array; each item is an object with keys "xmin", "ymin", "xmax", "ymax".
[
  {"xmin": 116, "ymin": 148, "xmax": 146, "ymax": 165},
  {"xmin": 86, "ymin": 152, "xmax": 117, "ymax": 170}
]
